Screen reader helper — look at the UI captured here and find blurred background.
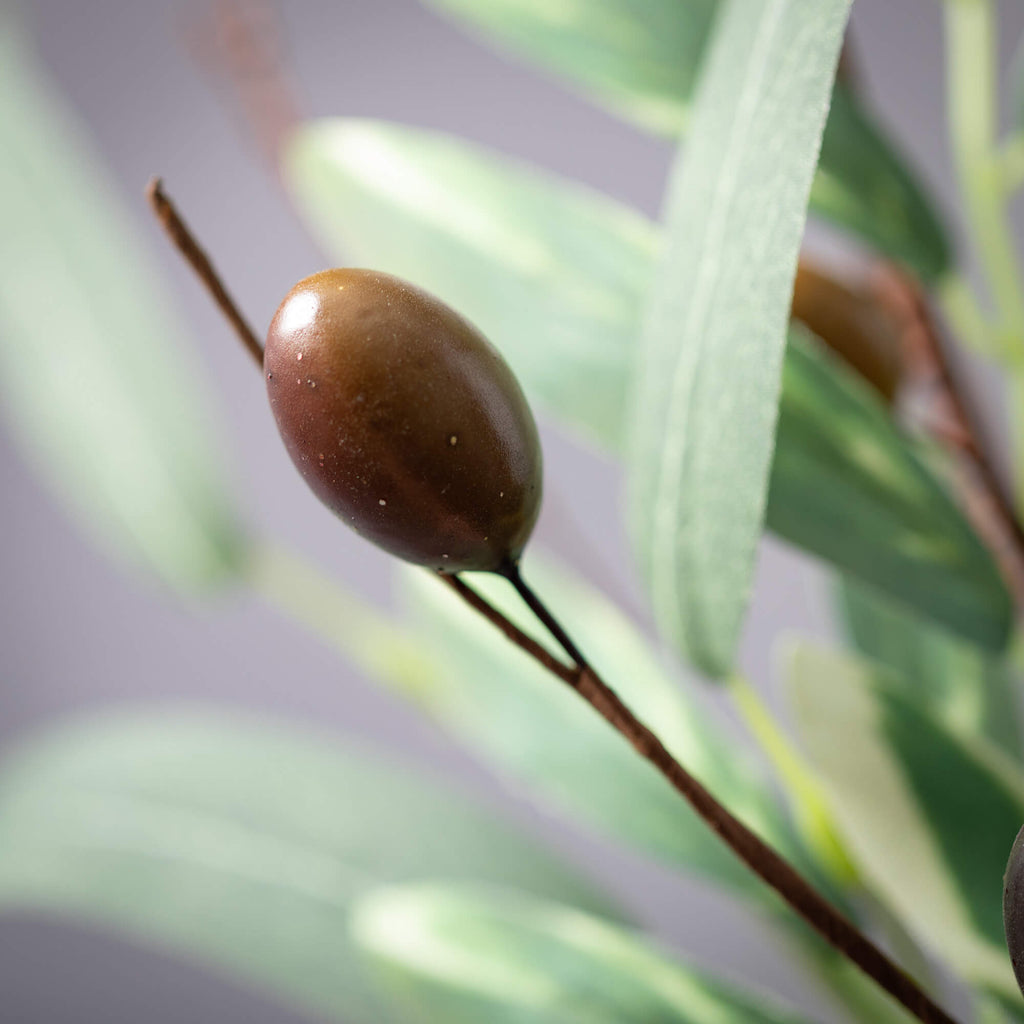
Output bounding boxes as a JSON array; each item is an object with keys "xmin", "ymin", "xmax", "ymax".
[{"xmin": 1, "ymin": 1, "xmax": 1023, "ymax": 1020}]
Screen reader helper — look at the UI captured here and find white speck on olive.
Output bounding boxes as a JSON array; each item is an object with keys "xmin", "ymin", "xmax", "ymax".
[
  {"xmin": 449, "ymin": 435, "xmax": 458, "ymax": 446},
  {"xmin": 379, "ymin": 499, "xmax": 387, "ymax": 506},
  {"xmin": 297, "ymin": 352, "xmax": 303, "ymax": 361}
]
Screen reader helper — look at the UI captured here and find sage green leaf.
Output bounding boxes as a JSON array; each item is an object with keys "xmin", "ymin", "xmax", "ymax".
[
  {"xmin": 769, "ymin": 335, "xmax": 1011, "ymax": 653},
  {"xmin": 285, "ymin": 118, "xmax": 1007, "ymax": 649},
  {"xmin": 0, "ymin": 709, "xmax": 620, "ymax": 1023},
  {"xmin": 421, "ymin": 0, "xmax": 950, "ymax": 281},
  {"xmin": 787, "ymin": 643, "xmax": 1024, "ymax": 1000},
  {"xmin": 397, "ymin": 557, "xmax": 825, "ymax": 906},
  {"xmin": 837, "ymin": 578, "xmax": 1020, "ymax": 755},
  {"xmin": 352, "ymin": 884, "xmax": 818, "ymax": 1024},
  {"xmin": 284, "ymin": 117, "xmax": 655, "ymax": 450},
  {"xmin": 628, "ymin": 0, "xmax": 851, "ymax": 677},
  {"xmin": 0, "ymin": 15, "xmax": 244, "ymax": 590}
]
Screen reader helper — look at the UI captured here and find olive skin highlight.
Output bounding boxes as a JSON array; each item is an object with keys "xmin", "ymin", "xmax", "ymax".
[{"xmin": 264, "ymin": 268, "xmax": 542, "ymax": 573}]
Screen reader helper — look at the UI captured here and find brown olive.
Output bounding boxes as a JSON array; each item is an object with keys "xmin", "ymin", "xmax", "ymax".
[
  {"xmin": 264, "ymin": 268, "xmax": 542, "ymax": 573},
  {"xmin": 1005, "ymin": 823, "xmax": 1024, "ymax": 996},
  {"xmin": 791, "ymin": 260, "xmax": 902, "ymax": 402}
]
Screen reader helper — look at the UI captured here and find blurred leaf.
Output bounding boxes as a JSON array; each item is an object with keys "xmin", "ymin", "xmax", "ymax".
[
  {"xmin": 628, "ymin": 0, "xmax": 850, "ymax": 677},
  {"xmin": 421, "ymin": 0, "xmax": 950, "ymax": 280},
  {"xmin": 0, "ymin": 14, "xmax": 245, "ymax": 590},
  {"xmin": 423, "ymin": 0, "xmax": 716, "ymax": 136},
  {"xmin": 352, "ymin": 884, "xmax": 818, "ymax": 1024},
  {"xmin": 287, "ymin": 119, "xmax": 1009, "ymax": 650},
  {"xmin": 397, "ymin": 557, "xmax": 830, "ymax": 906},
  {"xmin": 285, "ymin": 118, "xmax": 653, "ymax": 450},
  {"xmin": 770, "ymin": 335, "xmax": 1011, "ymax": 652},
  {"xmin": 0, "ymin": 709, "xmax": 621, "ymax": 1023},
  {"xmin": 838, "ymin": 578, "xmax": 1020, "ymax": 755},
  {"xmin": 1010, "ymin": 34, "xmax": 1024, "ymax": 133},
  {"xmin": 810, "ymin": 87, "xmax": 950, "ymax": 284},
  {"xmin": 787, "ymin": 643, "xmax": 1024, "ymax": 1000}
]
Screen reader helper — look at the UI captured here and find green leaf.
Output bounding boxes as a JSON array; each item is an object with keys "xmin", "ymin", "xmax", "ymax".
[
  {"xmin": 285, "ymin": 119, "xmax": 1008, "ymax": 650},
  {"xmin": 769, "ymin": 334, "xmax": 1011, "ymax": 653},
  {"xmin": 628, "ymin": 0, "xmax": 851, "ymax": 677},
  {"xmin": 787, "ymin": 643, "xmax": 1024, "ymax": 1000},
  {"xmin": 837, "ymin": 578, "xmax": 1020, "ymax": 754},
  {"xmin": 0, "ymin": 709, "xmax": 620, "ymax": 1023},
  {"xmin": 421, "ymin": 0, "xmax": 950, "ymax": 280},
  {"xmin": 397, "ymin": 557, "xmax": 823, "ymax": 906},
  {"xmin": 0, "ymin": 14, "xmax": 245, "ymax": 591},
  {"xmin": 285, "ymin": 118, "xmax": 655, "ymax": 450},
  {"xmin": 352, "ymin": 884, "xmax": 818, "ymax": 1024}
]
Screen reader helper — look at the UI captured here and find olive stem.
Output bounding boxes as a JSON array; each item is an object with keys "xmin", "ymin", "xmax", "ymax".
[
  {"xmin": 146, "ymin": 178, "xmax": 265, "ymax": 367},
  {"xmin": 445, "ymin": 570, "xmax": 959, "ymax": 1024}
]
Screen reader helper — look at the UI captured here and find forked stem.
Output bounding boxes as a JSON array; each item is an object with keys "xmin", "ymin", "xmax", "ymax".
[{"xmin": 146, "ymin": 180, "xmax": 960, "ymax": 1024}]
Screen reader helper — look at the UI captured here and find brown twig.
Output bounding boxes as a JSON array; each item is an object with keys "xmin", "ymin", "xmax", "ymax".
[
  {"xmin": 871, "ymin": 265, "xmax": 1024, "ymax": 603},
  {"xmin": 146, "ymin": 178, "xmax": 264, "ymax": 368},
  {"xmin": 446, "ymin": 570, "xmax": 958, "ymax": 1024},
  {"xmin": 146, "ymin": 180, "xmax": 960, "ymax": 1024},
  {"xmin": 186, "ymin": 0, "xmax": 301, "ymax": 168}
]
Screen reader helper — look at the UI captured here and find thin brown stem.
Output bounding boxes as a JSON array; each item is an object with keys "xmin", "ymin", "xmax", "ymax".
[
  {"xmin": 146, "ymin": 180, "xmax": 958, "ymax": 1024},
  {"xmin": 446, "ymin": 571, "xmax": 959, "ymax": 1024},
  {"xmin": 872, "ymin": 265, "xmax": 1024, "ymax": 603},
  {"xmin": 145, "ymin": 178, "xmax": 264, "ymax": 367},
  {"xmin": 186, "ymin": 0, "xmax": 302, "ymax": 167}
]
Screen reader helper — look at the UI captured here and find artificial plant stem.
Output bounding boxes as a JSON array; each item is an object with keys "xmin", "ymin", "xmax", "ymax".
[
  {"xmin": 146, "ymin": 178, "xmax": 264, "ymax": 367},
  {"xmin": 146, "ymin": 179, "xmax": 959, "ymax": 1024},
  {"xmin": 944, "ymin": 0, "xmax": 1024, "ymax": 344},
  {"xmin": 447, "ymin": 572, "xmax": 958, "ymax": 1024}
]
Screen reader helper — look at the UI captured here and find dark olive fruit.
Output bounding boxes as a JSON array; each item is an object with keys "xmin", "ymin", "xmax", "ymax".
[
  {"xmin": 791, "ymin": 260, "xmax": 902, "ymax": 402},
  {"xmin": 264, "ymin": 268, "xmax": 542, "ymax": 573},
  {"xmin": 1005, "ymin": 824, "xmax": 1024, "ymax": 996}
]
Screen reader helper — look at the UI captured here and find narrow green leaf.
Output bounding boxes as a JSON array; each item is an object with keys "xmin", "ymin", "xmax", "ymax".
[
  {"xmin": 0, "ymin": 709, "xmax": 620, "ymax": 1023},
  {"xmin": 0, "ymin": 15, "xmax": 245, "ymax": 590},
  {"xmin": 421, "ymin": 0, "xmax": 950, "ymax": 280},
  {"xmin": 787, "ymin": 643, "xmax": 1024, "ymax": 1000},
  {"xmin": 285, "ymin": 119, "xmax": 1008, "ymax": 650},
  {"xmin": 285, "ymin": 118, "xmax": 654, "ymax": 450},
  {"xmin": 769, "ymin": 335, "xmax": 1011, "ymax": 652},
  {"xmin": 397, "ymin": 557, "xmax": 826, "ymax": 906},
  {"xmin": 628, "ymin": 0, "xmax": 851, "ymax": 677},
  {"xmin": 352, "ymin": 884, "xmax": 818, "ymax": 1024},
  {"xmin": 838, "ymin": 578, "xmax": 1020, "ymax": 754}
]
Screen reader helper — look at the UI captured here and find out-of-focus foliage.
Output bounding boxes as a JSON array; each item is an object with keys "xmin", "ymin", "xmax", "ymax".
[
  {"xmin": 789, "ymin": 643, "xmax": 1024, "ymax": 1002},
  {"xmin": 0, "ymin": 711, "xmax": 620, "ymax": 1023},
  {"xmin": 421, "ymin": 0, "xmax": 951, "ymax": 282},
  {"xmin": 0, "ymin": 10, "xmax": 246, "ymax": 591},
  {"xmin": 352, "ymin": 885, "xmax": 819, "ymax": 1024}
]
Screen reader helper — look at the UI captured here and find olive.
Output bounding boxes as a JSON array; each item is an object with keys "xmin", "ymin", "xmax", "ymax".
[
  {"xmin": 264, "ymin": 268, "xmax": 543, "ymax": 573},
  {"xmin": 791, "ymin": 260, "xmax": 902, "ymax": 402},
  {"xmin": 1005, "ymin": 823, "xmax": 1024, "ymax": 996}
]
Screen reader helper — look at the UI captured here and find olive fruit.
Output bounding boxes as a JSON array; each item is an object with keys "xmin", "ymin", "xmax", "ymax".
[
  {"xmin": 1005, "ymin": 824, "xmax": 1024, "ymax": 996},
  {"xmin": 264, "ymin": 268, "xmax": 542, "ymax": 573},
  {"xmin": 790, "ymin": 260, "xmax": 902, "ymax": 402}
]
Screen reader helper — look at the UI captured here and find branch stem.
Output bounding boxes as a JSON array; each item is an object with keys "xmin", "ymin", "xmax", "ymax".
[
  {"xmin": 147, "ymin": 179, "xmax": 959, "ymax": 1024},
  {"xmin": 445, "ymin": 572, "xmax": 958, "ymax": 1024},
  {"xmin": 146, "ymin": 178, "xmax": 264, "ymax": 367}
]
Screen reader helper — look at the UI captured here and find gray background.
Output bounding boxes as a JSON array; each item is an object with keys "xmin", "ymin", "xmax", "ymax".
[{"xmin": 1, "ymin": 1, "xmax": 1023, "ymax": 1020}]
